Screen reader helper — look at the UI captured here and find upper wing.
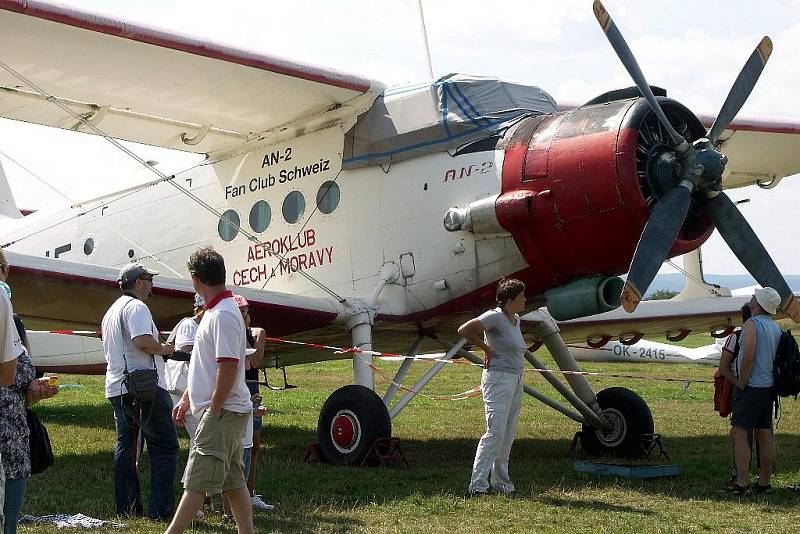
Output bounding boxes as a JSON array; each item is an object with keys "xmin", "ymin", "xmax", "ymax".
[
  {"xmin": 522, "ymin": 295, "xmax": 759, "ymax": 345},
  {"xmin": 700, "ymin": 114, "xmax": 800, "ymax": 189},
  {"xmin": 0, "ymin": 1, "xmax": 383, "ymax": 156},
  {"xmin": 5, "ymin": 250, "xmax": 341, "ymax": 337}
]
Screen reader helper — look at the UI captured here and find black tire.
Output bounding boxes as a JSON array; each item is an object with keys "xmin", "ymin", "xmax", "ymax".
[
  {"xmin": 317, "ymin": 385, "xmax": 392, "ymax": 466},
  {"xmin": 581, "ymin": 387, "xmax": 654, "ymax": 457}
]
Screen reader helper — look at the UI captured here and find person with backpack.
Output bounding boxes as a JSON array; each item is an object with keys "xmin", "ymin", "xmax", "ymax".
[{"xmin": 726, "ymin": 287, "xmax": 782, "ymax": 495}]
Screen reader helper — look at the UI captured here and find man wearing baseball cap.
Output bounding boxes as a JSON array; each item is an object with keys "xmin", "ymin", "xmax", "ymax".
[
  {"xmin": 727, "ymin": 286, "xmax": 783, "ymax": 495},
  {"xmin": 101, "ymin": 262, "xmax": 177, "ymax": 520}
]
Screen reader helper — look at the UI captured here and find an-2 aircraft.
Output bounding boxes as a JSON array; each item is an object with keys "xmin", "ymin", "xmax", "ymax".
[{"xmin": 1, "ymin": 0, "xmax": 799, "ymax": 464}]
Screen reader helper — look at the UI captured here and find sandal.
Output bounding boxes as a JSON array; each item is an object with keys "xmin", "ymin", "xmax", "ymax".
[
  {"xmin": 725, "ymin": 483, "xmax": 752, "ymax": 495},
  {"xmin": 754, "ymin": 484, "xmax": 772, "ymax": 494}
]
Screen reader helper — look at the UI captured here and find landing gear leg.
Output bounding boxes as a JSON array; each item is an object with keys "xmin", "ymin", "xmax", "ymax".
[
  {"xmin": 316, "ymin": 309, "xmax": 393, "ymax": 465},
  {"xmin": 348, "ymin": 311, "xmax": 374, "ymax": 390},
  {"xmin": 527, "ymin": 311, "xmax": 654, "ymax": 456}
]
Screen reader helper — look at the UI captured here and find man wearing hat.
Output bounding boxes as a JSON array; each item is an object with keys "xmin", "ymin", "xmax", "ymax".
[
  {"xmin": 101, "ymin": 262, "xmax": 178, "ymax": 520},
  {"xmin": 728, "ymin": 287, "xmax": 783, "ymax": 495}
]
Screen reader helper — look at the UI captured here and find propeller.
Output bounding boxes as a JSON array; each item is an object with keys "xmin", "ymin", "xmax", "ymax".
[
  {"xmin": 705, "ymin": 193, "xmax": 800, "ymax": 319},
  {"xmin": 619, "ymin": 185, "xmax": 692, "ymax": 312},
  {"xmin": 707, "ymin": 37, "xmax": 772, "ymax": 145},
  {"xmin": 592, "ymin": 1, "xmax": 800, "ymax": 322},
  {"xmin": 592, "ymin": 1, "xmax": 688, "ymax": 152}
]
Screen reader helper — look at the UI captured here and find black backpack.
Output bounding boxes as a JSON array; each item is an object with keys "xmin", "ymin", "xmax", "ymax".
[{"xmin": 773, "ymin": 330, "xmax": 800, "ymax": 398}]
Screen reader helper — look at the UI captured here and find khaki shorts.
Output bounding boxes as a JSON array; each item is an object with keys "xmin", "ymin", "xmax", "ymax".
[{"xmin": 184, "ymin": 408, "xmax": 249, "ymax": 494}]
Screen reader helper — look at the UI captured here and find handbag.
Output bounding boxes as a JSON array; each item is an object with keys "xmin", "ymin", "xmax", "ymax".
[
  {"xmin": 713, "ymin": 369, "xmax": 733, "ymax": 418},
  {"xmin": 124, "ymin": 368, "xmax": 159, "ymax": 403},
  {"xmin": 26, "ymin": 408, "xmax": 53, "ymax": 475},
  {"xmin": 714, "ymin": 330, "xmax": 742, "ymax": 418}
]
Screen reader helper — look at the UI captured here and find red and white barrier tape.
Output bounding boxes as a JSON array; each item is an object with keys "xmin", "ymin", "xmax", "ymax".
[
  {"xmin": 33, "ymin": 329, "xmax": 102, "ymax": 336},
  {"xmin": 33, "ymin": 330, "xmax": 712, "ymax": 388},
  {"xmin": 262, "ymin": 336, "xmax": 713, "ymax": 388}
]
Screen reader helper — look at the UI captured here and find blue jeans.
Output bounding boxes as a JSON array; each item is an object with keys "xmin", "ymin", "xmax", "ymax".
[
  {"xmin": 3, "ymin": 478, "xmax": 26, "ymax": 534},
  {"xmin": 109, "ymin": 388, "xmax": 178, "ymax": 520},
  {"xmin": 243, "ymin": 447, "xmax": 252, "ymax": 479}
]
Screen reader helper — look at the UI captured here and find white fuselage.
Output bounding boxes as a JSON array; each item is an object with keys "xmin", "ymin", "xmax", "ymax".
[{"xmin": 3, "ymin": 126, "xmax": 525, "ymax": 318}]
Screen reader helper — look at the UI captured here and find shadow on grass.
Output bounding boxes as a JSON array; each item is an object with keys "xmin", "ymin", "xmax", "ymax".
[
  {"xmin": 35, "ymin": 401, "xmax": 115, "ymax": 429},
  {"xmin": 24, "ymin": 448, "xmax": 364, "ymax": 534},
  {"xmin": 535, "ymin": 495, "xmax": 655, "ymax": 515},
  {"xmin": 28, "ymin": 400, "xmax": 800, "ymax": 531},
  {"xmin": 262, "ymin": 425, "xmax": 800, "ymax": 507}
]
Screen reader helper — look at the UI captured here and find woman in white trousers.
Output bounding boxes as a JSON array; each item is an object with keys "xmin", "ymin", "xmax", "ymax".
[{"xmin": 458, "ymin": 279, "xmax": 527, "ymax": 496}]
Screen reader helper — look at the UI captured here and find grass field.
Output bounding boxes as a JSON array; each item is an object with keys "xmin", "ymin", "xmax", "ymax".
[{"xmin": 19, "ymin": 332, "xmax": 800, "ymax": 533}]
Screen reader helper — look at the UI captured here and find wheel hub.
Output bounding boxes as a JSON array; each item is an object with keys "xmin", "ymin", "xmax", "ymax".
[
  {"xmin": 330, "ymin": 409, "xmax": 361, "ymax": 453},
  {"xmin": 596, "ymin": 407, "xmax": 628, "ymax": 447}
]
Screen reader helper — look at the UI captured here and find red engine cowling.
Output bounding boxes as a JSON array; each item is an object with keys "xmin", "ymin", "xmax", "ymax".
[{"xmin": 498, "ymin": 97, "xmax": 713, "ymax": 296}]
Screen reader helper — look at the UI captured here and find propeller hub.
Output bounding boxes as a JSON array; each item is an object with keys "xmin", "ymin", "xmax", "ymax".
[{"xmin": 693, "ymin": 138, "xmax": 727, "ymax": 192}]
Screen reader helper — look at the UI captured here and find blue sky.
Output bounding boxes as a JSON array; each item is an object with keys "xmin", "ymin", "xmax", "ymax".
[{"xmin": 1, "ymin": 0, "xmax": 799, "ymax": 275}]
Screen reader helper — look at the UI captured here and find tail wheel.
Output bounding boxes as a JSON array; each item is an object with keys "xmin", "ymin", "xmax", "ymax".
[
  {"xmin": 317, "ymin": 385, "xmax": 391, "ymax": 466},
  {"xmin": 581, "ymin": 387, "xmax": 654, "ymax": 457}
]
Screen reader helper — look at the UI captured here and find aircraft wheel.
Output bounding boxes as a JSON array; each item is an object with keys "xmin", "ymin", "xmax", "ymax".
[
  {"xmin": 317, "ymin": 385, "xmax": 391, "ymax": 466},
  {"xmin": 581, "ymin": 387, "xmax": 653, "ymax": 457}
]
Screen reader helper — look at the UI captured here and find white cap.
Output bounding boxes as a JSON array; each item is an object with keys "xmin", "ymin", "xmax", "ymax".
[{"xmin": 754, "ymin": 287, "xmax": 781, "ymax": 315}]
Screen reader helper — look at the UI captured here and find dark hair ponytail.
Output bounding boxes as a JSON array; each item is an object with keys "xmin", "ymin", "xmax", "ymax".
[{"xmin": 496, "ymin": 278, "xmax": 525, "ymax": 309}]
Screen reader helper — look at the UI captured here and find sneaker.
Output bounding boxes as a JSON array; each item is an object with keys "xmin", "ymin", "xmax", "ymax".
[
  {"xmin": 251, "ymin": 495, "xmax": 275, "ymax": 511},
  {"xmin": 467, "ymin": 490, "xmax": 488, "ymax": 498}
]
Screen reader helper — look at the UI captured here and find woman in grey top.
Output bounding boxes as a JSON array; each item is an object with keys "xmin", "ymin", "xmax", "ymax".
[{"xmin": 458, "ymin": 279, "xmax": 527, "ymax": 496}]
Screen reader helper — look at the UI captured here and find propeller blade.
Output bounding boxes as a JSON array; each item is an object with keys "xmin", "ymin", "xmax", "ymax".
[
  {"xmin": 621, "ymin": 185, "xmax": 693, "ymax": 312},
  {"xmin": 592, "ymin": 0, "xmax": 688, "ymax": 151},
  {"xmin": 707, "ymin": 37, "xmax": 773, "ymax": 145},
  {"xmin": 705, "ymin": 193, "xmax": 800, "ymax": 322}
]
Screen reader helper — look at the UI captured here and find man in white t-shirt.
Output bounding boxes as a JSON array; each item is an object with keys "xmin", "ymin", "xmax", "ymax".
[
  {"xmin": 102, "ymin": 262, "xmax": 177, "ymax": 521},
  {"xmin": 0, "ymin": 263, "xmax": 22, "ymax": 532},
  {"xmin": 166, "ymin": 247, "xmax": 254, "ymax": 534}
]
